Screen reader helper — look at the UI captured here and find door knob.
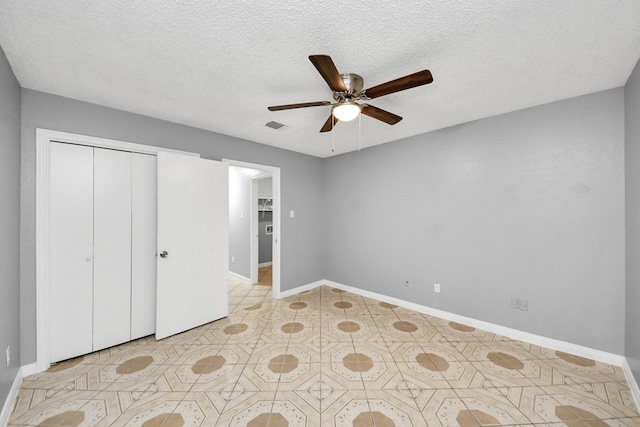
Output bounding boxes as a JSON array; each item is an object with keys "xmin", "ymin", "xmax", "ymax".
[{"xmin": 160, "ymin": 250, "xmax": 169, "ymax": 258}]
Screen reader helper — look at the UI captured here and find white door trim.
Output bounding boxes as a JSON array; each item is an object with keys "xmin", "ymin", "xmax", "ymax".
[
  {"xmin": 36, "ymin": 128, "xmax": 197, "ymax": 372},
  {"xmin": 222, "ymin": 159, "xmax": 281, "ymax": 299}
]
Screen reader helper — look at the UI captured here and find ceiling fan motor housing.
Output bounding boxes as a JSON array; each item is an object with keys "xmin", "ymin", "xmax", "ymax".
[{"xmin": 334, "ymin": 73, "xmax": 364, "ymax": 101}]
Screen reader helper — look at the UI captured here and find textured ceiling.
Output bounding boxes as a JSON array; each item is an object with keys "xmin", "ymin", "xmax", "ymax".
[{"xmin": 1, "ymin": 1, "xmax": 640, "ymax": 158}]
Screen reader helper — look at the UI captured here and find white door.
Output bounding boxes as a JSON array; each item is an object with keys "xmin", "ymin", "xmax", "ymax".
[
  {"xmin": 155, "ymin": 152, "xmax": 229, "ymax": 340},
  {"xmin": 93, "ymin": 148, "xmax": 132, "ymax": 351},
  {"xmin": 131, "ymin": 153, "xmax": 157, "ymax": 339},
  {"xmin": 49, "ymin": 143, "xmax": 94, "ymax": 362}
]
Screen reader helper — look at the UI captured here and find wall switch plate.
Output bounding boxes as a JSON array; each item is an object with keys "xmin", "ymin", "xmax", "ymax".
[
  {"xmin": 511, "ymin": 298, "xmax": 520, "ymax": 309},
  {"xmin": 240, "ymin": 211, "xmax": 244, "ymax": 219},
  {"xmin": 405, "ymin": 280, "xmax": 410, "ymax": 287},
  {"xmin": 231, "ymin": 256, "xmax": 235, "ymax": 263},
  {"xmin": 519, "ymin": 299, "xmax": 529, "ymax": 311},
  {"xmin": 434, "ymin": 283, "xmax": 441, "ymax": 293},
  {"xmin": 290, "ymin": 210, "xmax": 295, "ymax": 218},
  {"xmin": 5, "ymin": 346, "xmax": 9, "ymax": 366}
]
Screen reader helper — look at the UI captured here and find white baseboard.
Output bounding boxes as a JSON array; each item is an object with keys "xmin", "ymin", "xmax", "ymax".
[
  {"xmin": 258, "ymin": 262, "xmax": 272, "ymax": 268},
  {"xmin": 0, "ymin": 363, "xmax": 36, "ymax": 427},
  {"xmin": 280, "ymin": 279, "xmax": 629, "ymax": 369},
  {"xmin": 20, "ymin": 363, "xmax": 37, "ymax": 378},
  {"xmin": 278, "ymin": 280, "xmax": 325, "ymax": 299},
  {"xmin": 228, "ymin": 271, "xmax": 250, "ymax": 285},
  {"xmin": 622, "ymin": 359, "xmax": 640, "ymax": 413}
]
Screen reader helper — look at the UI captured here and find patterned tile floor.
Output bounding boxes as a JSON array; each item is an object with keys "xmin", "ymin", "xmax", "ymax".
[{"xmin": 9, "ymin": 280, "xmax": 640, "ymax": 426}]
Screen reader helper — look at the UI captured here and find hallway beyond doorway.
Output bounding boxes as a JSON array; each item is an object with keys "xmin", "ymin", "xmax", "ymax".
[{"xmin": 257, "ymin": 265, "xmax": 272, "ymax": 287}]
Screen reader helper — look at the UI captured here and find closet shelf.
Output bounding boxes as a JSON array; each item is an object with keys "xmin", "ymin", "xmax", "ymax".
[{"xmin": 258, "ymin": 197, "xmax": 273, "ymax": 212}]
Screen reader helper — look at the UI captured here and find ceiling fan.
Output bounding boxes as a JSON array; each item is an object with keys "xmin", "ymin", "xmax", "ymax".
[{"xmin": 268, "ymin": 54, "xmax": 433, "ymax": 133}]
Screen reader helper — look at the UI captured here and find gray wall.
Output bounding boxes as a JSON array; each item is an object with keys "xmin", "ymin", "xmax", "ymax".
[
  {"xmin": 258, "ymin": 177, "xmax": 273, "ymax": 264},
  {"xmin": 625, "ymin": 58, "xmax": 640, "ymax": 384},
  {"xmin": 258, "ymin": 177, "xmax": 273, "ymax": 198},
  {"xmin": 20, "ymin": 89, "xmax": 325, "ymax": 364},
  {"xmin": 228, "ymin": 166, "xmax": 253, "ymax": 278},
  {"xmin": 324, "ymin": 89, "xmax": 625, "ymax": 354},
  {"xmin": 0, "ymin": 46, "xmax": 21, "ymax": 407}
]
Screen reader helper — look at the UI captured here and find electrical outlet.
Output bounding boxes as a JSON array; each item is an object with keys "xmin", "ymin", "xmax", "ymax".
[
  {"xmin": 5, "ymin": 346, "xmax": 9, "ymax": 367},
  {"xmin": 511, "ymin": 298, "xmax": 520, "ymax": 309},
  {"xmin": 434, "ymin": 283, "xmax": 441, "ymax": 293}
]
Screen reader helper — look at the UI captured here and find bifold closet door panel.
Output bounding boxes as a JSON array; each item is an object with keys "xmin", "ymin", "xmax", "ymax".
[
  {"xmin": 93, "ymin": 148, "xmax": 132, "ymax": 351},
  {"xmin": 131, "ymin": 153, "xmax": 157, "ymax": 340},
  {"xmin": 49, "ymin": 142, "xmax": 94, "ymax": 363}
]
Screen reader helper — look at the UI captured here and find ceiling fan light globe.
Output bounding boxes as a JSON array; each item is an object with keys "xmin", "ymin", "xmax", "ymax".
[{"xmin": 332, "ymin": 102, "xmax": 361, "ymax": 122}]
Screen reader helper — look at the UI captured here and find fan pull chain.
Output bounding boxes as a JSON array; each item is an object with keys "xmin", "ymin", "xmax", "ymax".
[
  {"xmin": 358, "ymin": 113, "xmax": 362, "ymax": 151},
  {"xmin": 331, "ymin": 116, "xmax": 335, "ymax": 152}
]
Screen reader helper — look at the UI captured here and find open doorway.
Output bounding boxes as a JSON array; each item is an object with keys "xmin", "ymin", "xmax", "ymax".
[
  {"xmin": 224, "ymin": 159, "xmax": 281, "ymax": 304},
  {"xmin": 256, "ymin": 176, "xmax": 273, "ymax": 287}
]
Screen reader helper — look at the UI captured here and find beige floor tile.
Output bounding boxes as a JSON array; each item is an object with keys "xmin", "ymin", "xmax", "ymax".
[
  {"xmin": 397, "ymin": 360, "xmax": 457, "ymax": 390},
  {"xmin": 354, "ymin": 390, "xmax": 428, "ymax": 426},
  {"xmin": 101, "ymin": 365, "xmax": 174, "ymax": 394},
  {"xmin": 436, "ymin": 323, "xmax": 501, "ymax": 343},
  {"xmin": 536, "ymin": 384, "xmax": 631, "ymax": 423},
  {"xmin": 318, "ymin": 389, "xmax": 373, "ymax": 426},
  {"xmin": 11, "ymin": 281, "xmax": 639, "ymax": 426},
  {"xmin": 272, "ymin": 390, "xmax": 321, "ymax": 425},
  {"xmin": 549, "ymin": 383, "xmax": 640, "ymax": 418},
  {"xmin": 442, "ymin": 361, "xmax": 504, "ymax": 389},
  {"xmin": 351, "ymin": 341, "xmax": 395, "ymax": 362},
  {"xmin": 9, "ymin": 389, "xmax": 104, "ymax": 425},
  {"xmin": 543, "ymin": 357, "xmax": 626, "ymax": 384},
  {"xmin": 324, "ymin": 363, "xmax": 366, "ymax": 390},
  {"xmin": 109, "ymin": 392, "xmax": 189, "ymax": 426},
  {"xmin": 469, "ymin": 360, "xmax": 538, "ymax": 388},
  {"xmin": 162, "ymin": 392, "xmax": 222, "ymax": 426},
  {"xmin": 415, "ymin": 388, "xmax": 472, "ymax": 424},
  {"xmin": 20, "ymin": 364, "xmax": 110, "ymax": 394},
  {"xmin": 11, "ymin": 392, "xmax": 123, "ymax": 426},
  {"xmin": 265, "ymin": 317, "xmax": 319, "ymax": 342},
  {"xmin": 171, "ymin": 344, "xmax": 226, "ymax": 365},
  {"xmin": 235, "ymin": 364, "xmax": 281, "ymax": 392},
  {"xmin": 357, "ymin": 359, "xmax": 404, "ymax": 391},
  {"xmin": 485, "ymin": 385, "xmax": 550, "ymax": 424},
  {"xmin": 453, "ymin": 387, "xmax": 534, "ymax": 425},
  {"xmin": 215, "ymin": 391, "xmax": 278, "ymax": 426}
]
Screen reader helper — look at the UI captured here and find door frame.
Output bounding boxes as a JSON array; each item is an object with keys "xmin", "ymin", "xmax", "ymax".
[
  {"xmin": 35, "ymin": 128, "xmax": 196, "ymax": 372},
  {"xmin": 222, "ymin": 159, "xmax": 281, "ymax": 299}
]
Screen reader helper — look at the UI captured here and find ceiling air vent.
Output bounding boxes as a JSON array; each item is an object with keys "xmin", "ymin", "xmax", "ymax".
[{"xmin": 265, "ymin": 121, "xmax": 286, "ymax": 130}]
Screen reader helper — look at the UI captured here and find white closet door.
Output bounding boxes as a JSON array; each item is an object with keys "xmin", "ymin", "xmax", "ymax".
[
  {"xmin": 156, "ymin": 152, "xmax": 229, "ymax": 340},
  {"xmin": 131, "ymin": 153, "xmax": 157, "ymax": 339},
  {"xmin": 50, "ymin": 142, "xmax": 94, "ymax": 363},
  {"xmin": 93, "ymin": 148, "xmax": 132, "ymax": 351}
]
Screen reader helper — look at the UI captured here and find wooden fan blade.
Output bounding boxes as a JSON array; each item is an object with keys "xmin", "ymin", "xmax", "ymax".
[
  {"xmin": 361, "ymin": 104, "xmax": 403, "ymax": 125},
  {"xmin": 309, "ymin": 55, "xmax": 347, "ymax": 92},
  {"xmin": 364, "ymin": 70, "xmax": 433, "ymax": 99},
  {"xmin": 320, "ymin": 115, "xmax": 338, "ymax": 132},
  {"xmin": 268, "ymin": 101, "xmax": 331, "ymax": 111}
]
